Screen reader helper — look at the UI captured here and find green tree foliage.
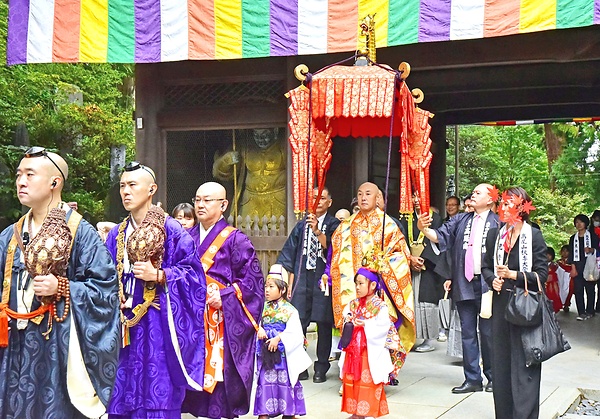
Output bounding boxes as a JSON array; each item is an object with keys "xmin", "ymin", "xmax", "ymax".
[
  {"xmin": 447, "ymin": 123, "xmax": 600, "ymax": 251},
  {"xmin": 0, "ymin": 2, "xmax": 135, "ymax": 228}
]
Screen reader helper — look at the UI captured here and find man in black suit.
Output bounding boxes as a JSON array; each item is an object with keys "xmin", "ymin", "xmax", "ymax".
[
  {"xmin": 418, "ymin": 183, "xmax": 499, "ymax": 393},
  {"xmin": 277, "ymin": 187, "xmax": 341, "ymax": 383}
]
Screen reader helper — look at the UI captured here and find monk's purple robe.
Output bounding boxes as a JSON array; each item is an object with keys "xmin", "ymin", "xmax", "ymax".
[
  {"xmin": 106, "ymin": 217, "xmax": 206, "ymax": 418},
  {"xmin": 183, "ymin": 218, "xmax": 264, "ymax": 419}
]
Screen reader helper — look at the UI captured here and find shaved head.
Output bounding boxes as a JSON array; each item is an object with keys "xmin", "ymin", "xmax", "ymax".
[
  {"xmin": 196, "ymin": 182, "xmax": 227, "ymax": 199},
  {"xmin": 357, "ymin": 182, "xmax": 380, "ymax": 214},
  {"xmin": 17, "ymin": 151, "xmax": 69, "ymax": 211},
  {"xmin": 45, "ymin": 151, "xmax": 69, "ymax": 181},
  {"xmin": 195, "ymin": 182, "xmax": 228, "ymax": 229}
]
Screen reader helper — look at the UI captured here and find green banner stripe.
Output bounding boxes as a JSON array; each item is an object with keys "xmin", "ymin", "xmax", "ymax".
[
  {"xmin": 242, "ymin": 0, "xmax": 270, "ymax": 58},
  {"xmin": 556, "ymin": 0, "xmax": 593, "ymax": 28},
  {"xmin": 388, "ymin": 0, "xmax": 420, "ymax": 46},
  {"xmin": 108, "ymin": 0, "xmax": 135, "ymax": 62}
]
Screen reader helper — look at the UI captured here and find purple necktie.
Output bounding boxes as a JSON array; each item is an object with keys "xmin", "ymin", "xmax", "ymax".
[{"xmin": 464, "ymin": 215, "xmax": 480, "ymax": 281}]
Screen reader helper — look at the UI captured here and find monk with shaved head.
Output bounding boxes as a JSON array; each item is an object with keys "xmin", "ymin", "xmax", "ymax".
[
  {"xmin": 417, "ymin": 182, "xmax": 498, "ymax": 394},
  {"xmin": 183, "ymin": 181, "xmax": 264, "ymax": 419},
  {"xmin": 105, "ymin": 161, "xmax": 207, "ymax": 418},
  {"xmin": 330, "ymin": 181, "xmax": 415, "ymax": 417},
  {"xmin": 0, "ymin": 147, "xmax": 120, "ymax": 417}
]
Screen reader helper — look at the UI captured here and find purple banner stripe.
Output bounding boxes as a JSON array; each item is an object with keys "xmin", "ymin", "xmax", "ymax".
[
  {"xmin": 595, "ymin": 0, "xmax": 600, "ymax": 24},
  {"xmin": 134, "ymin": 0, "xmax": 161, "ymax": 63},
  {"xmin": 270, "ymin": 0, "xmax": 298, "ymax": 56},
  {"xmin": 7, "ymin": 0, "xmax": 30, "ymax": 65},
  {"xmin": 418, "ymin": 0, "xmax": 452, "ymax": 42}
]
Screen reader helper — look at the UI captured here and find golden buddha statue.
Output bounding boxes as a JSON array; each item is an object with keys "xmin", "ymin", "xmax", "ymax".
[{"xmin": 213, "ymin": 128, "xmax": 286, "ymax": 222}]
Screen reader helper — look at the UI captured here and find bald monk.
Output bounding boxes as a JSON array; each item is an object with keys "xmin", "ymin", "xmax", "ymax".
[
  {"xmin": 330, "ymin": 182, "xmax": 416, "ymax": 372},
  {"xmin": 0, "ymin": 147, "xmax": 120, "ymax": 417},
  {"xmin": 105, "ymin": 162, "xmax": 206, "ymax": 418},
  {"xmin": 183, "ymin": 181, "xmax": 264, "ymax": 419}
]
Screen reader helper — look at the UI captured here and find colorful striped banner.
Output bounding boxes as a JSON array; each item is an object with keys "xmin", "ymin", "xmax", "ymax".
[{"xmin": 7, "ymin": 0, "xmax": 600, "ymax": 64}]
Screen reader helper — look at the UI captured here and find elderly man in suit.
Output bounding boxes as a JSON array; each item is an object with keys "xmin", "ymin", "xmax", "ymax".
[{"xmin": 418, "ymin": 183, "xmax": 499, "ymax": 394}]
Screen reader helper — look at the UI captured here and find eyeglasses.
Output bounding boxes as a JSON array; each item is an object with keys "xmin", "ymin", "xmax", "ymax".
[
  {"xmin": 192, "ymin": 197, "xmax": 225, "ymax": 205},
  {"xmin": 123, "ymin": 161, "xmax": 156, "ymax": 182},
  {"xmin": 25, "ymin": 146, "xmax": 66, "ymax": 181}
]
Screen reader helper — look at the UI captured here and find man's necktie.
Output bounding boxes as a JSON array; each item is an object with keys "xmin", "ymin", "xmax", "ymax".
[
  {"xmin": 306, "ymin": 225, "xmax": 318, "ymax": 270},
  {"xmin": 464, "ymin": 215, "xmax": 480, "ymax": 281}
]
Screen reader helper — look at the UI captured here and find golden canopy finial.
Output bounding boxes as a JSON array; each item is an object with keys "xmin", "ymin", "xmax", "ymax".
[{"xmin": 359, "ymin": 14, "xmax": 377, "ymax": 64}]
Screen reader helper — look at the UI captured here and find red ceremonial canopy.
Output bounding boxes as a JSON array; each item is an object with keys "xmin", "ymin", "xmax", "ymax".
[{"xmin": 286, "ymin": 62, "xmax": 433, "ymax": 217}]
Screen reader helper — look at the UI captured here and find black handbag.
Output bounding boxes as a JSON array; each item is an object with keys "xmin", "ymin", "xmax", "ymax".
[
  {"xmin": 339, "ymin": 321, "xmax": 354, "ymax": 349},
  {"xmin": 521, "ymin": 295, "xmax": 571, "ymax": 367},
  {"xmin": 504, "ymin": 272, "xmax": 542, "ymax": 327}
]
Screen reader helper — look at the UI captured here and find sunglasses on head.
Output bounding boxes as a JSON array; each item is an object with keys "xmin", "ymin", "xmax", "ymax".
[
  {"xmin": 25, "ymin": 146, "xmax": 66, "ymax": 181},
  {"xmin": 123, "ymin": 161, "xmax": 156, "ymax": 182}
]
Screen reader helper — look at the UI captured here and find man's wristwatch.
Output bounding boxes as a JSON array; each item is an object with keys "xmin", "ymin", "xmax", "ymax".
[{"xmin": 313, "ymin": 229, "xmax": 322, "ymax": 237}]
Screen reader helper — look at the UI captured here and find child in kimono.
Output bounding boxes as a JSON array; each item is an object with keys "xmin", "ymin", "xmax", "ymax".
[
  {"xmin": 339, "ymin": 267, "xmax": 403, "ymax": 419},
  {"xmin": 546, "ymin": 247, "xmax": 563, "ymax": 313},
  {"xmin": 254, "ymin": 264, "xmax": 312, "ymax": 419}
]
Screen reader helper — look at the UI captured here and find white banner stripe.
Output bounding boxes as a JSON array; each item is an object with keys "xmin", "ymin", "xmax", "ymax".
[
  {"xmin": 161, "ymin": 0, "xmax": 189, "ymax": 62},
  {"xmin": 27, "ymin": 0, "xmax": 55, "ymax": 63},
  {"xmin": 450, "ymin": 0, "xmax": 484, "ymax": 40},
  {"xmin": 298, "ymin": 0, "xmax": 328, "ymax": 55}
]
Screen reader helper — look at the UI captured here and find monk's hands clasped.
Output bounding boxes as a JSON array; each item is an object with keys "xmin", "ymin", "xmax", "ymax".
[{"xmin": 32, "ymin": 274, "xmax": 58, "ymax": 296}]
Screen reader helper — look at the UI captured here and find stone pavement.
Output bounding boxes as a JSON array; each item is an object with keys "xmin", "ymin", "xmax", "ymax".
[{"xmin": 186, "ymin": 306, "xmax": 600, "ymax": 419}]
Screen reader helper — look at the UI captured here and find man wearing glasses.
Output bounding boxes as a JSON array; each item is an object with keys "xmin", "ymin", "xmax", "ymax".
[
  {"xmin": 104, "ymin": 161, "xmax": 206, "ymax": 418},
  {"xmin": 418, "ymin": 184, "xmax": 498, "ymax": 394},
  {"xmin": 183, "ymin": 181, "xmax": 264, "ymax": 419},
  {"xmin": 0, "ymin": 147, "xmax": 120, "ymax": 418}
]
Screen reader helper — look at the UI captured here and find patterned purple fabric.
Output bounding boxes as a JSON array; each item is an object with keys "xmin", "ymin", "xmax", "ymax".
[
  {"xmin": 106, "ymin": 217, "xmax": 206, "ymax": 417},
  {"xmin": 270, "ymin": 0, "xmax": 298, "ymax": 56},
  {"xmin": 183, "ymin": 219, "xmax": 264, "ymax": 418},
  {"xmin": 254, "ymin": 323, "xmax": 306, "ymax": 416},
  {"xmin": 6, "ymin": 0, "xmax": 29, "ymax": 66},
  {"xmin": 418, "ymin": 0, "xmax": 452, "ymax": 42},
  {"xmin": 134, "ymin": 0, "xmax": 161, "ymax": 63}
]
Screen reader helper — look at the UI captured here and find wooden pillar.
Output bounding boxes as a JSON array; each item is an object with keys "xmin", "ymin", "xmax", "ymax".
[
  {"xmin": 135, "ymin": 64, "xmax": 166, "ymax": 205},
  {"xmin": 429, "ymin": 120, "xmax": 447, "ymax": 215}
]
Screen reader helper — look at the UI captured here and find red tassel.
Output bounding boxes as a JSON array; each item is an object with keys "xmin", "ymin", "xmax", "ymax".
[{"xmin": 0, "ymin": 310, "xmax": 9, "ymax": 348}]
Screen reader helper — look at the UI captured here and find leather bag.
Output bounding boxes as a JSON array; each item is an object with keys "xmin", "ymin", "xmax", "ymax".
[
  {"xmin": 505, "ymin": 272, "xmax": 542, "ymax": 327},
  {"xmin": 339, "ymin": 321, "xmax": 355, "ymax": 349},
  {"xmin": 521, "ymin": 294, "xmax": 571, "ymax": 367}
]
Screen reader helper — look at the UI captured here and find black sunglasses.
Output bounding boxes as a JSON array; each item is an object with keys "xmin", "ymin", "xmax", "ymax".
[
  {"xmin": 25, "ymin": 146, "xmax": 66, "ymax": 181},
  {"xmin": 123, "ymin": 161, "xmax": 156, "ymax": 182}
]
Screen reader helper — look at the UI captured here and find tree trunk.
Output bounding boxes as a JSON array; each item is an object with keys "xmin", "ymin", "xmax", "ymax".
[{"xmin": 544, "ymin": 124, "xmax": 563, "ymax": 190}]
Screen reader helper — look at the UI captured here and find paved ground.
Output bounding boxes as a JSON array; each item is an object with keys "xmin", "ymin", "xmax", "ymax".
[{"xmin": 186, "ymin": 304, "xmax": 600, "ymax": 419}]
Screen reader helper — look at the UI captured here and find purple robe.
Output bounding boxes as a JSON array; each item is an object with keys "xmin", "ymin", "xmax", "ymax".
[
  {"xmin": 183, "ymin": 218, "xmax": 264, "ymax": 419},
  {"xmin": 106, "ymin": 217, "xmax": 206, "ymax": 418}
]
